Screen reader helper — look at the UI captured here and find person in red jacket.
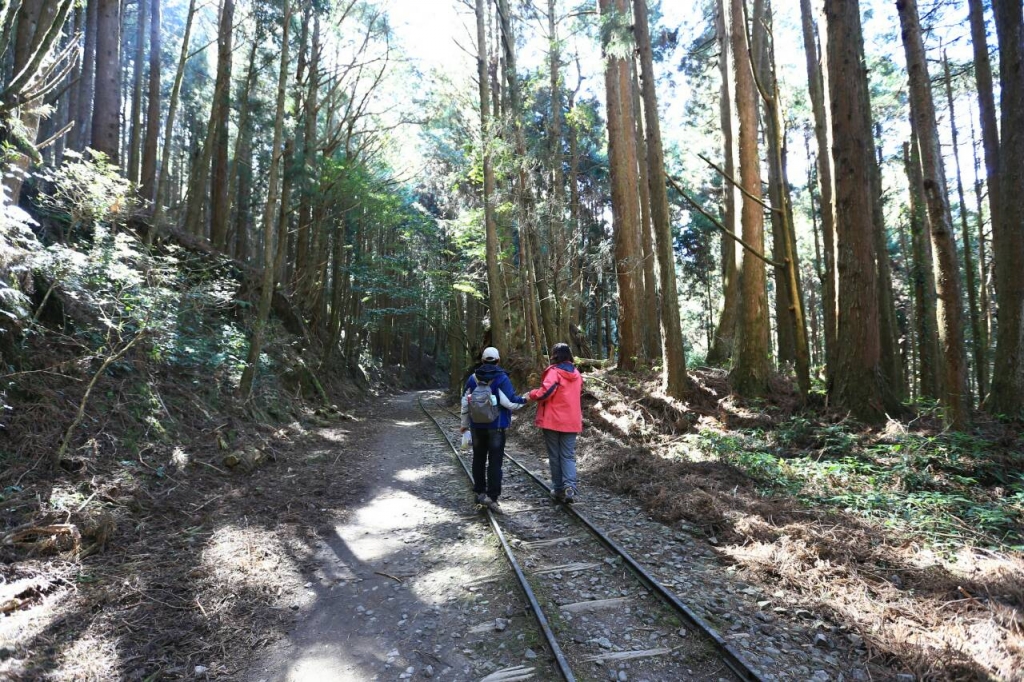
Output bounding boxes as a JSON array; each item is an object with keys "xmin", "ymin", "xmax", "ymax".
[{"xmin": 527, "ymin": 343, "xmax": 584, "ymax": 503}]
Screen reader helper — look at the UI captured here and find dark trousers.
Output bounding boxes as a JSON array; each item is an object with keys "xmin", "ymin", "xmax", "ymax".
[{"xmin": 471, "ymin": 427, "xmax": 505, "ymax": 501}]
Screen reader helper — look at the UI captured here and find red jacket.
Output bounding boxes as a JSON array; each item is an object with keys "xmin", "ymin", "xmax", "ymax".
[{"xmin": 528, "ymin": 363, "xmax": 583, "ymax": 433}]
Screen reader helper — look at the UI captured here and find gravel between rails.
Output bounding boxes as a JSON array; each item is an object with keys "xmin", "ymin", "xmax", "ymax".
[{"xmin": 424, "ymin": 393, "xmax": 880, "ymax": 682}]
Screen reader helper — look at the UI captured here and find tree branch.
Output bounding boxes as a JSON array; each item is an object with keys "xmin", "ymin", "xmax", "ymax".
[
  {"xmin": 666, "ymin": 174, "xmax": 784, "ymax": 269},
  {"xmin": 55, "ymin": 332, "xmax": 147, "ymax": 465},
  {"xmin": 697, "ymin": 153, "xmax": 780, "ymax": 214}
]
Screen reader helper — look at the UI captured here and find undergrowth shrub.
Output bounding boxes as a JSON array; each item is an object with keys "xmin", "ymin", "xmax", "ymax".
[
  {"xmin": 2, "ymin": 181, "xmax": 42, "ymax": 414},
  {"xmin": 35, "ymin": 149, "xmax": 132, "ymax": 241},
  {"xmin": 1, "ymin": 150, "xmax": 277, "ymax": 462},
  {"xmin": 693, "ymin": 418, "xmax": 1024, "ymax": 551}
]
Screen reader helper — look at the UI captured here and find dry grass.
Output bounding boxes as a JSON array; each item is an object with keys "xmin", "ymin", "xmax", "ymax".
[
  {"xmin": 0, "ymin": 409, "xmax": 371, "ymax": 680},
  {"xmin": 579, "ymin": 368, "xmax": 1024, "ymax": 681},
  {"xmin": 0, "ymin": 321, "xmax": 374, "ymax": 680}
]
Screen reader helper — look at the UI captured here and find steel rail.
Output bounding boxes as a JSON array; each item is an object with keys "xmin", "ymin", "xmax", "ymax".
[
  {"xmin": 502, "ymin": 451, "xmax": 762, "ymax": 682},
  {"xmin": 431, "ymin": 401, "xmax": 763, "ymax": 682},
  {"xmin": 418, "ymin": 398, "xmax": 576, "ymax": 682}
]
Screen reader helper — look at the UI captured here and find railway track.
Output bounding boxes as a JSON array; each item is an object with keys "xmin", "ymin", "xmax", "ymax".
[{"xmin": 418, "ymin": 396, "xmax": 763, "ymax": 682}]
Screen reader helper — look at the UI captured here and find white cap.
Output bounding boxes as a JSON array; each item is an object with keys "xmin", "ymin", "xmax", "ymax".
[{"xmin": 482, "ymin": 346, "xmax": 500, "ymax": 362}]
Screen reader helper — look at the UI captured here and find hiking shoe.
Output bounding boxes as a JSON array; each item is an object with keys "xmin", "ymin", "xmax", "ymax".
[
  {"xmin": 563, "ymin": 487, "xmax": 576, "ymax": 504},
  {"xmin": 550, "ymin": 488, "xmax": 564, "ymax": 503},
  {"xmin": 475, "ymin": 493, "xmax": 492, "ymax": 506},
  {"xmin": 487, "ymin": 499, "xmax": 503, "ymax": 514}
]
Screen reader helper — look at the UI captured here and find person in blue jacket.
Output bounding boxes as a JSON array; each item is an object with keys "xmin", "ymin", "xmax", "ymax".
[{"xmin": 460, "ymin": 346, "xmax": 527, "ymax": 513}]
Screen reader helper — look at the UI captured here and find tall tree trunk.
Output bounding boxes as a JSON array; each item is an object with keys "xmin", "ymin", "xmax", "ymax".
[
  {"xmin": 90, "ymin": 0, "xmax": 120, "ymax": 164},
  {"xmin": 567, "ymin": 79, "xmax": 585, "ymax": 348},
  {"xmin": 823, "ymin": 0, "xmax": 887, "ymax": 421},
  {"xmin": 871, "ymin": 129, "xmax": 906, "ymax": 403},
  {"xmin": 208, "ymin": 0, "xmax": 234, "ymax": 251},
  {"xmin": 466, "ymin": 290, "xmax": 481, "ymax": 359},
  {"xmin": 183, "ymin": 0, "xmax": 233, "ymax": 241},
  {"xmin": 233, "ymin": 137, "xmax": 252, "ymax": 262},
  {"xmin": 905, "ymin": 138, "xmax": 941, "ymax": 400},
  {"xmin": 182, "ymin": 123, "xmax": 214, "ymax": 237},
  {"xmin": 448, "ymin": 290, "xmax": 465, "ymax": 400},
  {"xmin": 475, "ymin": 0, "xmax": 507, "ymax": 352},
  {"xmin": 633, "ymin": 0, "xmax": 688, "ymax": 397},
  {"xmin": 295, "ymin": 15, "xmax": 320, "ymax": 293},
  {"xmin": 896, "ymin": 0, "xmax": 970, "ymax": 427},
  {"xmin": 729, "ymin": 0, "xmax": 770, "ymax": 397},
  {"xmin": 604, "ymin": 285, "xmax": 613, "ymax": 360},
  {"xmin": 632, "ymin": 66, "xmax": 661, "ymax": 362},
  {"xmin": 896, "ymin": 202, "xmax": 918, "ymax": 400},
  {"xmin": 806, "ymin": 133, "xmax": 825, "ymax": 370},
  {"xmin": 127, "ymin": 0, "xmax": 147, "ymax": 183},
  {"xmin": 752, "ymin": 0, "xmax": 792, "ymax": 368},
  {"xmin": 152, "ymin": 0, "xmax": 196, "ymax": 227},
  {"xmin": 523, "ymin": 221, "xmax": 545, "ymax": 364},
  {"xmin": 2, "ymin": 0, "xmax": 70, "ymax": 203},
  {"xmin": 66, "ymin": 4, "xmax": 83, "ymax": 157},
  {"xmin": 498, "ymin": 0, "xmax": 558, "ymax": 355},
  {"xmin": 228, "ymin": 33, "xmax": 260, "ymax": 262},
  {"xmin": 988, "ymin": 0, "xmax": 1024, "ymax": 417},
  {"xmin": 274, "ymin": 140, "xmax": 294, "ymax": 285},
  {"xmin": 75, "ymin": 0, "xmax": 98, "ymax": 152},
  {"xmin": 944, "ymin": 54, "xmax": 987, "ymax": 402},
  {"xmin": 548, "ymin": 0, "xmax": 571, "ymax": 345},
  {"xmin": 752, "ymin": 0, "xmax": 810, "ymax": 399},
  {"xmin": 325, "ymin": 219, "xmax": 347, "ymax": 365},
  {"xmin": 139, "ymin": 0, "xmax": 160, "ymax": 204},
  {"xmin": 707, "ymin": 0, "xmax": 741, "ymax": 366},
  {"xmin": 968, "ymin": 0, "xmax": 1001, "ymax": 259},
  {"xmin": 970, "ymin": 110, "xmax": 993, "ymax": 371},
  {"xmin": 597, "ymin": 0, "xmax": 643, "ymax": 371},
  {"xmin": 799, "ymin": 0, "xmax": 837, "ymax": 385},
  {"xmin": 240, "ymin": 0, "xmax": 291, "ymax": 397},
  {"xmin": 53, "ymin": 16, "xmax": 76, "ymax": 167}
]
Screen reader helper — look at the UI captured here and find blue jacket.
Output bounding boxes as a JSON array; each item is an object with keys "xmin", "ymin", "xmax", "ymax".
[{"xmin": 462, "ymin": 364, "xmax": 526, "ymax": 429}]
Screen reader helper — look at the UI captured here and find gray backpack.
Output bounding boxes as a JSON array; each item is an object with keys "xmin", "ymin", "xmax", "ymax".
[{"xmin": 468, "ymin": 378, "xmax": 500, "ymax": 423}]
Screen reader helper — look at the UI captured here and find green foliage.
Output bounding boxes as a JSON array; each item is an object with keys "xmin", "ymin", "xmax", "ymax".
[
  {"xmin": 36, "ymin": 150, "xmax": 133, "ymax": 238},
  {"xmin": 695, "ymin": 420, "xmax": 1023, "ymax": 550},
  {"xmin": 1, "ymin": 183, "xmax": 41, "ymax": 323},
  {"xmin": 694, "ymin": 427, "xmax": 745, "ymax": 459},
  {"xmin": 31, "ymin": 227, "xmax": 250, "ymax": 379},
  {"xmin": 2, "ymin": 184, "xmax": 39, "ymax": 414},
  {"xmin": 775, "ymin": 417, "xmax": 859, "ymax": 457},
  {"xmin": 19, "ymin": 149, "xmax": 256, "ymax": 389},
  {"xmin": 598, "ymin": 7, "xmax": 634, "ymax": 62}
]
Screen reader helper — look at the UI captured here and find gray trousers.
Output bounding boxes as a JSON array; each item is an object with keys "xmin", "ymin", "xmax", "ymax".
[{"xmin": 542, "ymin": 429, "xmax": 578, "ymax": 492}]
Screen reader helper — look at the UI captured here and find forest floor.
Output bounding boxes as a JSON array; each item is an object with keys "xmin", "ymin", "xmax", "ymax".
[
  {"xmin": 2, "ymin": 373, "xmax": 1021, "ymax": 680},
  {"xmin": 580, "ymin": 368, "xmax": 1024, "ymax": 681}
]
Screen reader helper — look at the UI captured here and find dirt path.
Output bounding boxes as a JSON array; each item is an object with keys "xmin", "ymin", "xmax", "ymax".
[
  {"xmin": 246, "ymin": 391, "xmax": 550, "ymax": 681},
  {"xmin": 1, "ymin": 388, "xmax": 884, "ymax": 681},
  {"xmin": 244, "ymin": 391, "xmax": 884, "ymax": 682}
]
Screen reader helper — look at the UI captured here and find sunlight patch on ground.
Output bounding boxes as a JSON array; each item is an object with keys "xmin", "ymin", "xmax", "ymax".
[
  {"xmin": 170, "ymin": 446, "xmax": 190, "ymax": 468},
  {"xmin": 283, "ymin": 651, "xmax": 383, "ymax": 681},
  {"xmin": 201, "ymin": 524, "xmax": 302, "ymax": 594},
  {"xmin": 46, "ymin": 484, "xmax": 91, "ymax": 514},
  {"xmin": 0, "ymin": 581, "xmax": 75, "ymax": 679},
  {"xmin": 406, "ymin": 555, "xmax": 499, "ymax": 604},
  {"xmin": 316, "ymin": 429, "xmax": 350, "ymax": 443},
  {"xmin": 52, "ymin": 626, "xmax": 122, "ymax": 680},
  {"xmin": 722, "ymin": 527, "xmax": 1024, "ymax": 680},
  {"xmin": 393, "ymin": 419, "xmax": 425, "ymax": 428},
  {"xmin": 335, "ymin": 490, "xmax": 446, "ymax": 562},
  {"xmin": 394, "ymin": 466, "xmax": 436, "ymax": 483}
]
